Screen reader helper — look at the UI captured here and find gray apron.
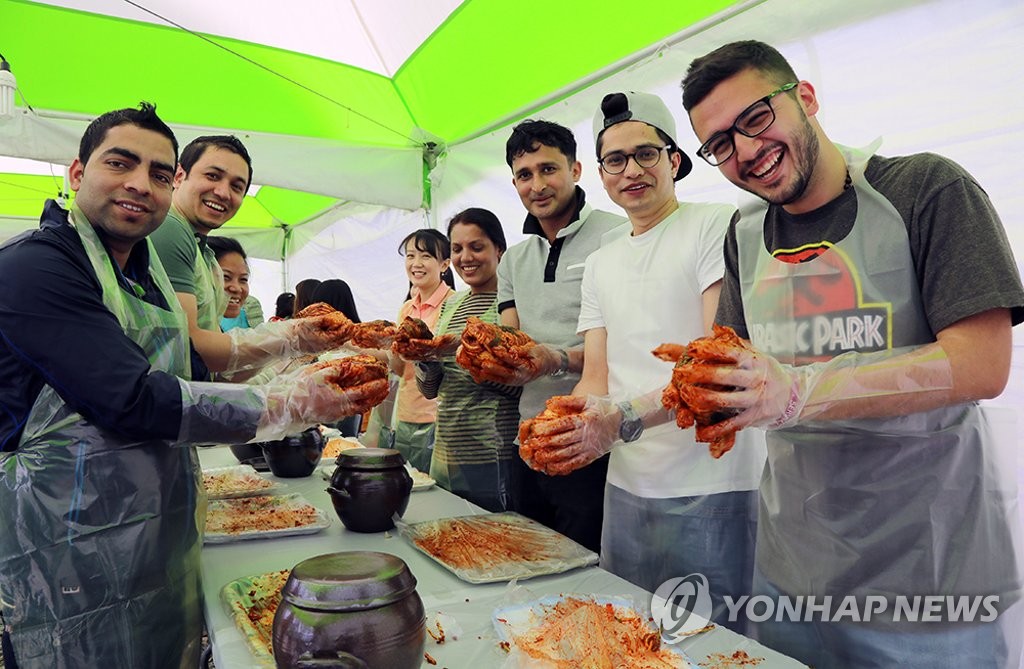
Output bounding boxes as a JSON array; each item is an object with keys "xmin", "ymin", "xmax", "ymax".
[
  {"xmin": 0, "ymin": 208, "xmax": 205, "ymax": 668},
  {"xmin": 429, "ymin": 291, "xmax": 521, "ymax": 512},
  {"xmin": 737, "ymin": 143, "xmax": 1022, "ymax": 622}
]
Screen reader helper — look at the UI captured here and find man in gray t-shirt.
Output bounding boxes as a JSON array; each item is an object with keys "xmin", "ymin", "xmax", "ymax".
[
  {"xmin": 492, "ymin": 120, "xmax": 625, "ymax": 552},
  {"xmin": 149, "ymin": 135, "xmax": 252, "ymax": 379}
]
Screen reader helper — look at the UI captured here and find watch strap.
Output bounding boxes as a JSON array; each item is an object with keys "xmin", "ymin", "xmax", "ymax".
[{"xmin": 617, "ymin": 400, "xmax": 643, "ymax": 443}]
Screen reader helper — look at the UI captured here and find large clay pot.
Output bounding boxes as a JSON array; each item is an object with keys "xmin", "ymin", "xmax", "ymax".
[
  {"xmin": 326, "ymin": 448, "xmax": 412, "ymax": 532},
  {"xmin": 260, "ymin": 428, "xmax": 324, "ymax": 478},
  {"xmin": 272, "ymin": 551, "xmax": 425, "ymax": 669}
]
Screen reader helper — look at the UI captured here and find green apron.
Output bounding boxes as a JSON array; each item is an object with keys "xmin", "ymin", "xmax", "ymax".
[
  {"xmin": 0, "ymin": 207, "xmax": 205, "ymax": 668},
  {"xmin": 167, "ymin": 205, "xmax": 228, "ymax": 332}
]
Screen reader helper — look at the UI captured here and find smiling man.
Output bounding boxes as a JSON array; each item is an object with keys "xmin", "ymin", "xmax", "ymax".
[
  {"xmin": 0, "ymin": 104, "xmax": 379, "ymax": 669},
  {"xmin": 149, "ymin": 135, "xmax": 253, "ymax": 378},
  {"xmin": 681, "ymin": 40, "xmax": 1024, "ymax": 667},
  {"xmin": 545, "ymin": 91, "xmax": 765, "ymax": 632},
  {"xmin": 489, "ymin": 120, "xmax": 626, "ymax": 552}
]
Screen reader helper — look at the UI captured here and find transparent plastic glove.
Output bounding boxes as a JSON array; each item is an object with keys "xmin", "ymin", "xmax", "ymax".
[
  {"xmin": 392, "ymin": 334, "xmax": 459, "ymax": 362},
  {"xmin": 225, "ymin": 313, "xmax": 353, "ymax": 373},
  {"xmin": 253, "ymin": 360, "xmax": 389, "ymax": 441},
  {"xmin": 518, "ymin": 395, "xmax": 615, "ymax": 475},
  {"xmin": 685, "ymin": 343, "xmax": 954, "ymax": 442},
  {"xmin": 458, "ymin": 343, "xmax": 562, "ymax": 386}
]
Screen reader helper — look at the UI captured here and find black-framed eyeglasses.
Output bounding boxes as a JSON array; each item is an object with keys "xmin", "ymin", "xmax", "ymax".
[
  {"xmin": 697, "ymin": 82, "xmax": 798, "ymax": 166},
  {"xmin": 598, "ymin": 145, "xmax": 672, "ymax": 175}
]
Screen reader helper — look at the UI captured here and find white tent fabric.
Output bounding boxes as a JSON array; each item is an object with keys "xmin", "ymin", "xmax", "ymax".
[
  {"xmin": 0, "ymin": 109, "xmax": 426, "ymax": 208},
  {"xmin": 35, "ymin": 0, "xmax": 462, "ymax": 77}
]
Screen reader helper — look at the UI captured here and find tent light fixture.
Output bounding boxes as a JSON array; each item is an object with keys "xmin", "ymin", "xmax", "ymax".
[{"xmin": 0, "ymin": 54, "xmax": 16, "ymax": 119}]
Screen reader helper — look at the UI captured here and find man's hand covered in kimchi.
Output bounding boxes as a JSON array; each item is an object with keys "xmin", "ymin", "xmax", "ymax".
[
  {"xmin": 656, "ymin": 324, "xmax": 803, "ymax": 457},
  {"xmin": 518, "ymin": 395, "xmax": 620, "ymax": 476}
]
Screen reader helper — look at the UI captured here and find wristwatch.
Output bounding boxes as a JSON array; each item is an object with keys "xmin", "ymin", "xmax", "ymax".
[
  {"xmin": 548, "ymin": 348, "xmax": 570, "ymax": 378},
  {"xmin": 617, "ymin": 400, "xmax": 644, "ymax": 443}
]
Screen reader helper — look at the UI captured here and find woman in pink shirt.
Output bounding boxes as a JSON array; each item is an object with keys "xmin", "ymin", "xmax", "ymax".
[{"xmin": 384, "ymin": 229, "xmax": 455, "ymax": 470}]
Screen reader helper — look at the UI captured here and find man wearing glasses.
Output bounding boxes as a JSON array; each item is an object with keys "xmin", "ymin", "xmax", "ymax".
[
  {"xmin": 681, "ymin": 41, "xmax": 1023, "ymax": 666},
  {"xmin": 531, "ymin": 91, "xmax": 765, "ymax": 631}
]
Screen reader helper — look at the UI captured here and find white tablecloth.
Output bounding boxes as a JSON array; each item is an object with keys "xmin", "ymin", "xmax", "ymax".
[{"xmin": 198, "ymin": 445, "xmax": 805, "ymax": 668}]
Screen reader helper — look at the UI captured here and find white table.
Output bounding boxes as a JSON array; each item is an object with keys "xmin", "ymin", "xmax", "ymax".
[{"xmin": 199, "ymin": 445, "xmax": 805, "ymax": 668}]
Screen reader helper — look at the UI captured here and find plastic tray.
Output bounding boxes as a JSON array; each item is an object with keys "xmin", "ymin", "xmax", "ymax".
[
  {"xmin": 398, "ymin": 512, "xmax": 598, "ymax": 584},
  {"xmin": 204, "ymin": 493, "xmax": 330, "ymax": 544},
  {"xmin": 493, "ymin": 594, "xmax": 694, "ymax": 668},
  {"xmin": 202, "ymin": 464, "xmax": 282, "ymax": 499}
]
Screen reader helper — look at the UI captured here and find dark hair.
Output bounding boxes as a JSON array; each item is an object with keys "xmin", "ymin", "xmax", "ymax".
[
  {"xmin": 274, "ymin": 292, "xmax": 295, "ymax": 319},
  {"xmin": 78, "ymin": 101, "xmax": 178, "ymax": 167},
  {"xmin": 205, "ymin": 235, "xmax": 247, "ymax": 264},
  {"xmin": 447, "ymin": 207, "xmax": 507, "ymax": 253},
  {"xmin": 398, "ymin": 228, "xmax": 455, "ymax": 295},
  {"xmin": 682, "ymin": 40, "xmax": 799, "ymax": 112},
  {"xmin": 311, "ymin": 279, "xmax": 361, "ymax": 323},
  {"xmin": 293, "ymin": 278, "xmax": 323, "ymax": 315},
  {"xmin": 505, "ymin": 120, "xmax": 577, "ymax": 167},
  {"xmin": 178, "ymin": 135, "xmax": 254, "ymax": 189}
]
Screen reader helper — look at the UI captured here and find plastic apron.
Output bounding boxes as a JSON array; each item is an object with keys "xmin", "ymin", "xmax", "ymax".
[
  {"xmin": 736, "ymin": 143, "xmax": 1023, "ymax": 624},
  {"xmin": 166, "ymin": 207, "xmax": 228, "ymax": 332},
  {"xmin": 193, "ymin": 234, "xmax": 228, "ymax": 332},
  {"xmin": 429, "ymin": 291, "xmax": 521, "ymax": 512},
  {"xmin": 0, "ymin": 208, "xmax": 205, "ymax": 669}
]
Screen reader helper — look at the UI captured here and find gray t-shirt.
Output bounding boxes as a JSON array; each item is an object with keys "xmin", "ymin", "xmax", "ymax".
[
  {"xmin": 717, "ymin": 152, "xmax": 1024, "ymax": 336},
  {"xmin": 497, "ymin": 199, "xmax": 626, "ymax": 420}
]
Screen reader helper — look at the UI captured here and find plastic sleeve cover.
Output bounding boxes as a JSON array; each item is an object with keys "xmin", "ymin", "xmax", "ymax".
[
  {"xmin": 251, "ymin": 362, "xmax": 387, "ymax": 442},
  {"xmin": 791, "ymin": 344, "xmax": 954, "ymax": 426},
  {"xmin": 175, "ymin": 377, "xmax": 263, "ymax": 445},
  {"xmin": 225, "ymin": 316, "xmax": 352, "ymax": 373}
]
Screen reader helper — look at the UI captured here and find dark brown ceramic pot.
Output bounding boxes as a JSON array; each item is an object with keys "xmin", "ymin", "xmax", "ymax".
[
  {"xmin": 228, "ymin": 441, "xmax": 264, "ymax": 463},
  {"xmin": 260, "ymin": 428, "xmax": 324, "ymax": 478},
  {"xmin": 326, "ymin": 448, "xmax": 412, "ymax": 532},
  {"xmin": 272, "ymin": 551, "xmax": 425, "ymax": 669}
]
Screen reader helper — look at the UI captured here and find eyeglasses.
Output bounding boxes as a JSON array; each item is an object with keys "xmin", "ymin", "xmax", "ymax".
[
  {"xmin": 697, "ymin": 82, "xmax": 798, "ymax": 166},
  {"xmin": 598, "ymin": 145, "xmax": 672, "ymax": 175}
]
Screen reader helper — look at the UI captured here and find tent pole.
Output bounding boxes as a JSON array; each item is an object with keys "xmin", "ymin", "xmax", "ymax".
[{"xmin": 280, "ymin": 226, "xmax": 292, "ymax": 294}]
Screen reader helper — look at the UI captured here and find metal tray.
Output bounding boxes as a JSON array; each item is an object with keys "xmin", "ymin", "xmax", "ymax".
[
  {"xmin": 202, "ymin": 464, "xmax": 282, "ymax": 499},
  {"xmin": 398, "ymin": 512, "xmax": 598, "ymax": 584},
  {"xmin": 204, "ymin": 493, "xmax": 330, "ymax": 544}
]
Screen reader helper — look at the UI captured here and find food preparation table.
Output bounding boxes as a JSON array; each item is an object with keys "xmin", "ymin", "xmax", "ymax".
[{"xmin": 198, "ymin": 445, "xmax": 805, "ymax": 668}]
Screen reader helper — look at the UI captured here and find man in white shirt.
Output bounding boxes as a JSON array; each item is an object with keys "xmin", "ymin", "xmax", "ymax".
[{"xmin": 559, "ymin": 91, "xmax": 765, "ymax": 631}]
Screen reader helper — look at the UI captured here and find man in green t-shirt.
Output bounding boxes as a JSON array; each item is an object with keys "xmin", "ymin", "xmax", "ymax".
[{"xmin": 150, "ymin": 135, "xmax": 252, "ymax": 377}]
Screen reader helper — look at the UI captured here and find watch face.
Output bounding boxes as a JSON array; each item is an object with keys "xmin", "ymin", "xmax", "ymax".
[
  {"xmin": 620, "ymin": 419, "xmax": 642, "ymax": 443},
  {"xmin": 618, "ymin": 402, "xmax": 643, "ymax": 443}
]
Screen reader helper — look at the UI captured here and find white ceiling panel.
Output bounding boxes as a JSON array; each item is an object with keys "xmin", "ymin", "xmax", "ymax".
[{"xmin": 33, "ymin": 0, "xmax": 461, "ymax": 75}]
